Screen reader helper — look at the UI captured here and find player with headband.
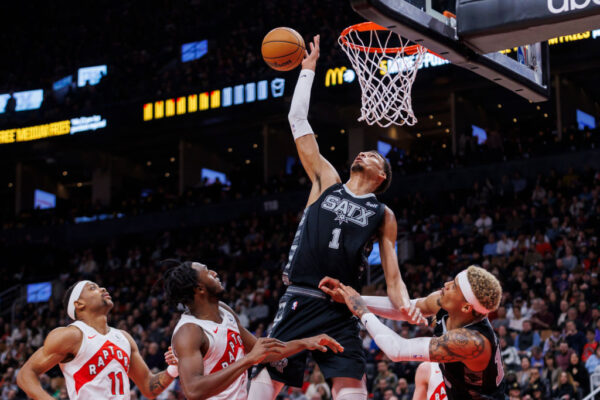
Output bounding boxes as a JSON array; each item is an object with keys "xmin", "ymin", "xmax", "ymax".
[
  {"xmin": 17, "ymin": 280, "xmax": 178, "ymax": 399},
  {"xmin": 321, "ymin": 265, "xmax": 506, "ymax": 400}
]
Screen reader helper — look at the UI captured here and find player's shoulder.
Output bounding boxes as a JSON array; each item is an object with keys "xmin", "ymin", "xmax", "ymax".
[
  {"xmin": 45, "ymin": 326, "xmax": 83, "ymax": 352},
  {"xmin": 172, "ymin": 322, "xmax": 207, "ymax": 352},
  {"xmin": 218, "ymin": 301, "xmax": 235, "ymax": 315},
  {"xmin": 218, "ymin": 301, "xmax": 239, "ymax": 322},
  {"xmin": 416, "ymin": 361, "xmax": 431, "ymax": 377},
  {"xmin": 116, "ymin": 328, "xmax": 135, "ymax": 346}
]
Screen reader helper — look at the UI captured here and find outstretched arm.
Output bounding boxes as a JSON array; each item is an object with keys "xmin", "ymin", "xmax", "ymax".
[
  {"xmin": 17, "ymin": 327, "xmax": 82, "ymax": 400},
  {"xmin": 219, "ymin": 302, "xmax": 344, "ymax": 362},
  {"xmin": 320, "ymin": 276, "xmax": 440, "ymax": 321},
  {"xmin": 337, "ymin": 283, "xmax": 491, "ymax": 369},
  {"xmin": 379, "ymin": 208, "xmax": 409, "ymax": 308},
  {"xmin": 123, "ymin": 331, "xmax": 175, "ymax": 399},
  {"xmin": 289, "ymin": 34, "xmax": 340, "ymax": 206}
]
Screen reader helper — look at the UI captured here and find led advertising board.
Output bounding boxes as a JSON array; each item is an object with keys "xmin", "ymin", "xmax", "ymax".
[{"xmin": 143, "ymin": 78, "xmax": 285, "ymax": 121}]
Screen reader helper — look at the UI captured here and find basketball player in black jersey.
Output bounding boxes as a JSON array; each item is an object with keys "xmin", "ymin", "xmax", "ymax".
[
  {"xmin": 324, "ymin": 265, "xmax": 506, "ymax": 400},
  {"xmin": 248, "ymin": 35, "xmax": 423, "ymax": 400}
]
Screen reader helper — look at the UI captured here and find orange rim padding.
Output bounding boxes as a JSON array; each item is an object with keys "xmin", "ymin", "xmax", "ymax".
[{"xmin": 340, "ymin": 22, "xmax": 443, "ymax": 58}]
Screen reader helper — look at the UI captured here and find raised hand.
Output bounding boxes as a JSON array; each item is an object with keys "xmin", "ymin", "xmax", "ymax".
[
  {"xmin": 302, "ymin": 334, "xmax": 345, "ymax": 353},
  {"xmin": 246, "ymin": 338, "xmax": 286, "ymax": 364},
  {"xmin": 164, "ymin": 346, "xmax": 178, "ymax": 366},
  {"xmin": 301, "ymin": 34, "xmax": 320, "ymax": 71}
]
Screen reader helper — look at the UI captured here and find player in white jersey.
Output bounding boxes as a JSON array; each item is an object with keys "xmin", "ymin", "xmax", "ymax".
[
  {"xmin": 17, "ymin": 280, "xmax": 178, "ymax": 399},
  {"xmin": 413, "ymin": 362, "xmax": 447, "ymax": 400},
  {"xmin": 163, "ymin": 260, "xmax": 344, "ymax": 400}
]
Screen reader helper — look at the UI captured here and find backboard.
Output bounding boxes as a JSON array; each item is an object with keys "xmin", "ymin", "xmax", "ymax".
[{"xmin": 350, "ymin": 0, "xmax": 553, "ymax": 102}]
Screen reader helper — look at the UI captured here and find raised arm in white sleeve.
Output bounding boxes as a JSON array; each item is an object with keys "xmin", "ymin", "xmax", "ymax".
[
  {"xmin": 288, "ymin": 69, "xmax": 315, "ymax": 140},
  {"xmin": 361, "ymin": 313, "xmax": 431, "ymax": 362}
]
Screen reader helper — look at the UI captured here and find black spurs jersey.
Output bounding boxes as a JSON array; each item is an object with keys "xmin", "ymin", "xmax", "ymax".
[
  {"xmin": 433, "ymin": 309, "xmax": 506, "ymax": 400},
  {"xmin": 283, "ymin": 183, "xmax": 386, "ymax": 290}
]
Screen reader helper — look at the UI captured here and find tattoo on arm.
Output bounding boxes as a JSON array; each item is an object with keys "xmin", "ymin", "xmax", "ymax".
[
  {"xmin": 149, "ymin": 371, "xmax": 172, "ymax": 395},
  {"xmin": 429, "ymin": 329, "xmax": 486, "ymax": 363},
  {"xmin": 349, "ymin": 295, "xmax": 370, "ymax": 318}
]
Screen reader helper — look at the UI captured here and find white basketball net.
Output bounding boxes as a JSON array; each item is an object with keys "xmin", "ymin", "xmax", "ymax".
[{"xmin": 339, "ymin": 25, "xmax": 427, "ymax": 127}]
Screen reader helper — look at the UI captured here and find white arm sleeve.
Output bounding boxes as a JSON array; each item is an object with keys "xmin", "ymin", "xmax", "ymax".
[
  {"xmin": 361, "ymin": 313, "xmax": 431, "ymax": 362},
  {"xmin": 288, "ymin": 69, "xmax": 315, "ymax": 140},
  {"xmin": 363, "ymin": 296, "xmax": 419, "ymax": 321}
]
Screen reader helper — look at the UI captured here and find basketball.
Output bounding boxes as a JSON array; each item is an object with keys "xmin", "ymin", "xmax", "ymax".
[{"xmin": 261, "ymin": 27, "xmax": 305, "ymax": 71}]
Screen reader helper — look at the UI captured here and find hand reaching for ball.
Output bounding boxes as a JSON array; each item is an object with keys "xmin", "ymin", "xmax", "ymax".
[{"xmin": 302, "ymin": 35, "xmax": 320, "ymax": 71}]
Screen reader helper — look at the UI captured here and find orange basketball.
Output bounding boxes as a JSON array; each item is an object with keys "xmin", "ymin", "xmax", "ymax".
[{"xmin": 261, "ymin": 27, "xmax": 306, "ymax": 71}]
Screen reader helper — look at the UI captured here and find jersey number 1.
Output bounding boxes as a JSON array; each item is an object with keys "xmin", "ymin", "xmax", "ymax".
[
  {"xmin": 108, "ymin": 371, "xmax": 124, "ymax": 395},
  {"xmin": 329, "ymin": 228, "xmax": 341, "ymax": 249}
]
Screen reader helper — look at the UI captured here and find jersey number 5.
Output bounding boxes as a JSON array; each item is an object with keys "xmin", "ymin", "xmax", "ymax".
[
  {"xmin": 329, "ymin": 228, "xmax": 341, "ymax": 249},
  {"xmin": 108, "ymin": 371, "xmax": 125, "ymax": 396}
]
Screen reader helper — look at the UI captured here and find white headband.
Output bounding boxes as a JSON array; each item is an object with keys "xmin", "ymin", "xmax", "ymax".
[
  {"xmin": 456, "ymin": 270, "xmax": 491, "ymax": 315},
  {"xmin": 67, "ymin": 280, "xmax": 91, "ymax": 320}
]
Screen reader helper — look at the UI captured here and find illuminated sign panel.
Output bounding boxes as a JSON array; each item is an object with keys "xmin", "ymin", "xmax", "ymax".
[
  {"xmin": 0, "ymin": 115, "xmax": 107, "ymax": 145},
  {"xmin": 166, "ymin": 99, "xmax": 175, "ymax": 117},
  {"xmin": 188, "ymin": 94, "xmax": 198, "ymax": 112},
  {"xmin": 177, "ymin": 97, "xmax": 186, "ymax": 115},
  {"xmin": 155, "ymin": 101, "xmax": 164, "ymax": 119},
  {"xmin": 210, "ymin": 91, "xmax": 220, "ymax": 108},
  {"xmin": 325, "ymin": 67, "xmax": 356, "ymax": 87},
  {"xmin": 14, "ymin": 89, "xmax": 44, "ymax": 112},
  {"xmin": 199, "ymin": 93, "xmax": 210, "ymax": 110},
  {"xmin": 144, "ymin": 103, "xmax": 153, "ymax": 121},
  {"xmin": 53, "ymin": 75, "xmax": 72, "ymax": 91},
  {"xmin": 181, "ymin": 40, "xmax": 208, "ymax": 63},
  {"xmin": 500, "ymin": 29, "xmax": 600, "ymax": 54},
  {"xmin": 143, "ymin": 78, "xmax": 285, "ymax": 121},
  {"xmin": 77, "ymin": 65, "xmax": 107, "ymax": 87},
  {"xmin": 0, "ymin": 94, "xmax": 10, "ymax": 113},
  {"xmin": 379, "ymin": 53, "xmax": 450, "ymax": 76},
  {"xmin": 70, "ymin": 115, "xmax": 107, "ymax": 133}
]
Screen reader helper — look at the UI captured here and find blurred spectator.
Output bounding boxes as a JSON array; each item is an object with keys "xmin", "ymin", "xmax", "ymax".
[
  {"xmin": 394, "ymin": 378, "xmax": 413, "ymax": 400},
  {"xmin": 556, "ymin": 341, "xmax": 576, "ymax": 371},
  {"xmin": 566, "ymin": 352, "xmax": 589, "ymax": 396},
  {"xmin": 375, "ymin": 361, "xmax": 398, "ymax": 389},
  {"xmin": 541, "ymin": 353, "xmax": 562, "ymax": 388},
  {"xmin": 514, "ymin": 320, "xmax": 541, "ymax": 356},
  {"xmin": 551, "ymin": 371, "xmax": 577, "ymax": 400},
  {"xmin": 304, "ymin": 370, "xmax": 331, "ymax": 400},
  {"xmin": 585, "ymin": 345, "xmax": 600, "ymax": 374}
]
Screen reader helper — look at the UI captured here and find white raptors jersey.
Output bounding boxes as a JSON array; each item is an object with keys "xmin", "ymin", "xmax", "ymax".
[
  {"xmin": 427, "ymin": 362, "xmax": 447, "ymax": 400},
  {"xmin": 172, "ymin": 306, "xmax": 246, "ymax": 400},
  {"xmin": 60, "ymin": 321, "xmax": 131, "ymax": 400}
]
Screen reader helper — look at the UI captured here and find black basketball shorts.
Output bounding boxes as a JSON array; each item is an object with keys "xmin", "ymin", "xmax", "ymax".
[{"xmin": 257, "ymin": 285, "xmax": 366, "ymax": 387}]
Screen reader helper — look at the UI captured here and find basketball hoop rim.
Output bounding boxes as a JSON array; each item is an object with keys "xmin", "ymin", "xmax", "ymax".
[{"xmin": 340, "ymin": 22, "xmax": 442, "ymax": 58}]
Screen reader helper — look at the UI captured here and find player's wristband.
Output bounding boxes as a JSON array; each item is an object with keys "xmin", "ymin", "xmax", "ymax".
[
  {"xmin": 361, "ymin": 313, "xmax": 431, "ymax": 362},
  {"xmin": 167, "ymin": 365, "xmax": 179, "ymax": 378},
  {"xmin": 288, "ymin": 69, "xmax": 315, "ymax": 140}
]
